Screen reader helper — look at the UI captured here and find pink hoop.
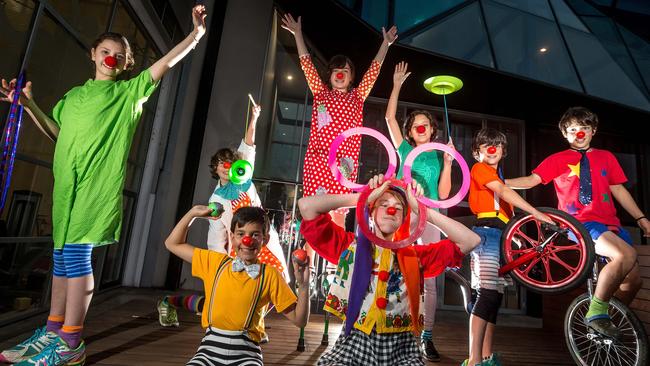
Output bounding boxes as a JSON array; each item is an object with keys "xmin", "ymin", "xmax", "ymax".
[
  {"xmin": 402, "ymin": 142, "xmax": 470, "ymax": 209},
  {"xmin": 355, "ymin": 179, "xmax": 427, "ymax": 249},
  {"xmin": 328, "ymin": 127, "xmax": 398, "ymax": 192}
]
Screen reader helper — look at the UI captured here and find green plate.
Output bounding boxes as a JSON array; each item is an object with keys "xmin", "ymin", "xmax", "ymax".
[{"xmin": 423, "ymin": 75, "xmax": 463, "ymax": 95}]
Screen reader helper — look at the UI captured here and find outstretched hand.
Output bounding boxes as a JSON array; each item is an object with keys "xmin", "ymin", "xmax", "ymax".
[
  {"xmin": 1, "ymin": 78, "xmax": 32, "ymax": 106},
  {"xmin": 367, "ymin": 174, "xmax": 391, "ymax": 204},
  {"xmin": 192, "ymin": 5, "xmax": 207, "ymax": 38},
  {"xmin": 281, "ymin": 13, "xmax": 302, "ymax": 36},
  {"xmin": 406, "ymin": 179, "xmax": 424, "ymax": 214},
  {"xmin": 382, "ymin": 25, "xmax": 398, "ymax": 45},
  {"xmin": 393, "ymin": 61, "xmax": 411, "ymax": 86},
  {"xmin": 443, "ymin": 139, "xmax": 456, "ymax": 164}
]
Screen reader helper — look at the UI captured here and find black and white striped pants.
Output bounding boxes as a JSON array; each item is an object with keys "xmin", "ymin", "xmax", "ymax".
[{"xmin": 187, "ymin": 327, "xmax": 263, "ymax": 366}]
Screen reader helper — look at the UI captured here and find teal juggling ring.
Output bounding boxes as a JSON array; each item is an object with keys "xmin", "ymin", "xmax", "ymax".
[{"xmin": 229, "ymin": 159, "xmax": 253, "ymax": 184}]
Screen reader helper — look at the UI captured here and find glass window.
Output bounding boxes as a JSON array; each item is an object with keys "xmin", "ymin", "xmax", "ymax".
[
  {"xmin": 620, "ymin": 27, "xmax": 650, "ymax": 92},
  {"xmin": 548, "ymin": 0, "xmax": 589, "ymax": 32},
  {"xmin": 360, "ymin": 0, "xmax": 388, "ymax": 30},
  {"xmin": 48, "ymin": 0, "xmax": 114, "ymax": 45},
  {"xmin": 561, "ymin": 25, "xmax": 650, "ymax": 110},
  {"xmin": 565, "ymin": 0, "xmax": 602, "ymax": 16},
  {"xmin": 616, "ymin": 0, "xmax": 650, "ymax": 16},
  {"xmin": 492, "ymin": 0, "xmax": 554, "ymax": 20},
  {"xmin": 394, "ymin": 0, "xmax": 465, "ymax": 32},
  {"xmin": 0, "ymin": 0, "xmax": 35, "ymax": 79},
  {"xmin": 402, "ymin": 2, "xmax": 494, "ymax": 68},
  {"xmin": 484, "ymin": 0, "xmax": 583, "ymax": 91}
]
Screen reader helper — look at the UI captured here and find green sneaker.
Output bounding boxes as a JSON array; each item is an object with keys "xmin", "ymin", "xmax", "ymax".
[
  {"xmin": 157, "ymin": 299, "xmax": 179, "ymax": 327},
  {"xmin": 14, "ymin": 336, "xmax": 85, "ymax": 366},
  {"xmin": 484, "ymin": 353, "xmax": 503, "ymax": 366},
  {"xmin": 0, "ymin": 326, "xmax": 59, "ymax": 363}
]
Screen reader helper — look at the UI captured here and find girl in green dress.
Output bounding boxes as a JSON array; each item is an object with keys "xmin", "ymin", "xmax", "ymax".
[
  {"xmin": 384, "ymin": 61, "xmax": 456, "ymax": 363},
  {"xmin": 0, "ymin": 5, "xmax": 207, "ymax": 365}
]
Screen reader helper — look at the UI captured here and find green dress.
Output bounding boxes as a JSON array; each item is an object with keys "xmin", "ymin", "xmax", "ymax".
[
  {"xmin": 51, "ymin": 69, "xmax": 158, "ymax": 249},
  {"xmin": 396, "ymin": 140, "xmax": 442, "ymax": 199}
]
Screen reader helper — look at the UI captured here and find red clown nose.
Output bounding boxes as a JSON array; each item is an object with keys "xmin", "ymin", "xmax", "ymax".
[
  {"xmin": 336, "ymin": 72, "xmax": 344, "ymax": 80},
  {"xmin": 487, "ymin": 146, "xmax": 497, "ymax": 154},
  {"xmin": 241, "ymin": 236, "xmax": 253, "ymax": 247},
  {"xmin": 416, "ymin": 125, "xmax": 426, "ymax": 134},
  {"xmin": 223, "ymin": 162, "xmax": 232, "ymax": 169},
  {"xmin": 104, "ymin": 56, "xmax": 117, "ymax": 68},
  {"xmin": 386, "ymin": 206, "xmax": 397, "ymax": 215},
  {"xmin": 292, "ymin": 249, "xmax": 308, "ymax": 263},
  {"xmin": 576, "ymin": 131, "xmax": 586, "ymax": 139}
]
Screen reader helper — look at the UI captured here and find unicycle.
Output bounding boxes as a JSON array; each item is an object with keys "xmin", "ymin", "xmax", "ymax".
[
  {"xmin": 499, "ymin": 207, "xmax": 596, "ymax": 294},
  {"xmin": 564, "ymin": 263, "xmax": 648, "ymax": 365}
]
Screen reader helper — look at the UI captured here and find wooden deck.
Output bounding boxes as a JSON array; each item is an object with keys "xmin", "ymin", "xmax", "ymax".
[{"xmin": 0, "ymin": 289, "xmax": 575, "ymax": 365}]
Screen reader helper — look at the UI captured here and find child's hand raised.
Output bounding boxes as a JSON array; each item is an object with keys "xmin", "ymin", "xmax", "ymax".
[
  {"xmin": 383, "ymin": 25, "xmax": 398, "ymax": 45},
  {"xmin": 281, "ymin": 13, "xmax": 302, "ymax": 36},
  {"xmin": 367, "ymin": 174, "xmax": 391, "ymax": 204},
  {"xmin": 251, "ymin": 102, "xmax": 261, "ymax": 120},
  {"xmin": 1, "ymin": 78, "xmax": 32, "ymax": 106},
  {"xmin": 406, "ymin": 179, "xmax": 424, "ymax": 214},
  {"xmin": 443, "ymin": 139, "xmax": 456, "ymax": 164},
  {"xmin": 189, "ymin": 204, "xmax": 214, "ymax": 218},
  {"xmin": 393, "ymin": 62, "xmax": 411, "ymax": 86},
  {"xmin": 192, "ymin": 5, "xmax": 207, "ymax": 39}
]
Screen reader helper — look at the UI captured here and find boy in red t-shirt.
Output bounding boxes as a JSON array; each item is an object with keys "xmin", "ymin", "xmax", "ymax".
[
  {"xmin": 465, "ymin": 128, "xmax": 552, "ymax": 366},
  {"xmin": 506, "ymin": 107, "xmax": 650, "ymax": 338}
]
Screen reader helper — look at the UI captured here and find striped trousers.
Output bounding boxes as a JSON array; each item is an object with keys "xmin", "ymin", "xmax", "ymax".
[{"xmin": 187, "ymin": 327, "xmax": 263, "ymax": 366}]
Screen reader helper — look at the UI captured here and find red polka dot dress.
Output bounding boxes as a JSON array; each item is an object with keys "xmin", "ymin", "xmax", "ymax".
[{"xmin": 299, "ymin": 55, "xmax": 382, "ymax": 197}]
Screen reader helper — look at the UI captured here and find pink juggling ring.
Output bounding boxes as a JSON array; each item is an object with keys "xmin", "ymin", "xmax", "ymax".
[
  {"xmin": 356, "ymin": 179, "xmax": 427, "ymax": 249},
  {"xmin": 576, "ymin": 131, "xmax": 585, "ymax": 139},
  {"xmin": 402, "ymin": 142, "xmax": 470, "ymax": 209},
  {"xmin": 487, "ymin": 146, "xmax": 497, "ymax": 154},
  {"xmin": 329, "ymin": 127, "xmax": 397, "ymax": 191},
  {"xmin": 416, "ymin": 125, "xmax": 426, "ymax": 134},
  {"xmin": 104, "ymin": 56, "xmax": 117, "ymax": 68}
]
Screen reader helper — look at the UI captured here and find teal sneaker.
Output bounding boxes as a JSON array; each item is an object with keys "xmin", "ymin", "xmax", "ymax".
[
  {"xmin": 0, "ymin": 326, "xmax": 58, "ymax": 363},
  {"xmin": 14, "ymin": 336, "xmax": 85, "ymax": 366},
  {"xmin": 157, "ymin": 299, "xmax": 179, "ymax": 327},
  {"xmin": 484, "ymin": 353, "xmax": 503, "ymax": 366}
]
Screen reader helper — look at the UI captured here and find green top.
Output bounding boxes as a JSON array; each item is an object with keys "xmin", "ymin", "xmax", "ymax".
[
  {"xmin": 396, "ymin": 140, "xmax": 442, "ymax": 199},
  {"xmin": 51, "ymin": 69, "xmax": 158, "ymax": 249}
]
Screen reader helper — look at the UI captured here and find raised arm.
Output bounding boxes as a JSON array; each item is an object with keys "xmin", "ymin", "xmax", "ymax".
[
  {"xmin": 149, "ymin": 5, "xmax": 206, "ymax": 82},
  {"xmin": 357, "ymin": 26, "xmax": 398, "ymax": 100},
  {"xmin": 505, "ymin": 173, "xmax": 543, "ymax": 190},
  {"xmin": 244, "ymin": 101, "xmax": 260, "ymax": 147},
  {"xmin": 164, "ymin": 205, "xmax": 214, "ymax": 263},
  {"xmin": 438, "ymin": 141, "xmax": 455, "ymax": 199},
  {"xmin": 485, "ymin": 180, "xmax": 553, "ymax": 224},
  {"xmin": 373, "ymin": 26, "xmax": 398, "ymax": 64},
  {"xmin": 385, "ymin": 62, "xmax": 409, "ymax": 147},
  {"xmin": 281, "ymin": 14, "xmax": 325, "ymax": 95},
  {"xmin": 610, "ymin": 184, "xmax": 650, "ymax": 237},
  {"xmin": 1, "ymin": 79, "xmax": 59, "ymax": 141},
  {"xmin": 298, "ymin": 193, "xmax": 358, "ymax": 221}
]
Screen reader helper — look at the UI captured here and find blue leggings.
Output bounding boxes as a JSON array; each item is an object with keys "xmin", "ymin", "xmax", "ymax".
[{"xmin": 52, "ymin": 244, "xmax": 93, "ymax": 278}]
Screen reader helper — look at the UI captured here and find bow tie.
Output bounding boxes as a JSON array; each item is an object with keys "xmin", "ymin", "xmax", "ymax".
[{"xmin": 232, "ymin": 257, "xmax": 261, "ymax": 279}]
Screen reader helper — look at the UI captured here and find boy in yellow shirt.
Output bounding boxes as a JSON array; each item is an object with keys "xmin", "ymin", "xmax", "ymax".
[{"xmin": 164, "ymin": 205, "xmax": 310, "ymax": 365}]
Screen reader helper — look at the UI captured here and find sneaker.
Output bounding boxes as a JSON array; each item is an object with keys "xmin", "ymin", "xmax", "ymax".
[
  {"xmin": 0, "ymin": 326, "xmax": 58, "ymax": 363},
  {"xmin": 484, "ymin": 352, "xmax": 503, "ymax": 366},
  {"xmin": 157, "ymin": 300, "xmax": 179, "ymax": 327},
  {"xmin": 585, "ymin": 316, "xmax": 621, "ymax": 339},
  {"xmin": 461, "ymin": 359, "xmax": 489, "ymax": 366},
  {"xmin": 419, "ymin": 338, "xmax": 440, "ymax": 362},
  {"xmin": 14, "ymin": 336, "xmax": 85, "ymax": 366}
]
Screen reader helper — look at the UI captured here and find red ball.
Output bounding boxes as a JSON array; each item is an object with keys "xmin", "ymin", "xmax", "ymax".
[
  {"xmin": 104, "ymin": 56, "xmax": 117, "ymax": 68},
  {"xmin": 386, "ymin": 206, "xmax": 397, "ymax": 215},
  {"xmin": 487, "ymin": 146, "xmax": 497, "ymax": 154},
  {"xmin": 376, "ymin": 297, "xmax": 388, "ymax": 309},
  {"xmin": 293, "ymin": 249, "xmax": 307, "ymax": 263},
  {"xmin": 416, "ymin": 125, "xmax": 426, "ymax": 134},
  {"xmin": 336, "ymin": 72, "xmax": 344, "ymax": 80},
  {"xmin": 576, "ymin": 131, "xmax": 586, "ymax": 139},
  {"xmin": 241, "ymin": 236, "xmax": 253, "ymax": 247},
  {"xmin": 378, "ymin": 270, "xmax": 389, "ymax": 282}
]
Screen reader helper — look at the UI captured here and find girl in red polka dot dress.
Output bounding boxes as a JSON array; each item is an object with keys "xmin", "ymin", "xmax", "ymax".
[{"xmin": 281, "ymin": 13, "xmax": 398, "ymax": 229}]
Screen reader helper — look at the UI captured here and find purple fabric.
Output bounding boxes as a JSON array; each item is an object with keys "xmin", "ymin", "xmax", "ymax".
[
  {"xmin": 345, "ymin": 208, "xmax": 373, "ymax": 336},
  {"xmin": 46, "ymin": 319, "xmax": 63, "ymax": 333},
  {"xmin": 58, "ymin": 329, "xmax": 82, "ymax": 349}
]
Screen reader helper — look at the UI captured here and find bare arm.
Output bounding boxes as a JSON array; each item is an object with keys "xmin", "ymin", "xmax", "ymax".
[
  {"xmin": 426, "ymin": 208, "xmax": 480, "ymax": 254},
  {"xmin": 281, "ymin": 14, "xmax": 309, "ymax": 56},
  {"xmin": 298, "ymin": 193, "xmax": 359, "ymax": 221},
  {"xmin": 438, "ymin": 141, "xmax": 456, "ymax": 199},
  {"xmin": 485, "ymin": 180, "xmax": 553, "ymax": 224},
  {"xmin": 282, "ymin": 257, "xmax": 311, "ymax": 327},
  {"xmin": 385, "ymin": 62, "xmax": 409, "ymax": 147},
  {"xmin": 149, "ymin": 5, "xmax": 206, "ymax": 82},
  {"xmin": 610, "ymin": 184, "xmax": 650, "ymax": 237},
  {"xmin": 244, "ymin": 102, "xmax": 260, "ymax": 146},
  {"xmin": 505, "ymin": 173, "xmax": 543, "ymax": 190},
  {"xmin": 1, "ymin": 79, "xmax": 59, "ymax": 141},
  {"xmin": 164, "ymin": 205, "xmax": 214, "ymax": 263},
  {"xmin": 373, "ymin": 26, "xmax": 398, "ymax": 63}
]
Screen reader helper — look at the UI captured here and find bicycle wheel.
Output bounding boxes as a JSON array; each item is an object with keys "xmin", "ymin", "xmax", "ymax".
[
  {"xmin": 564, "ymin": 293, "xmax": 649, "ymax": 366},
  {"xmin": 500, "ymin": 207, "xmax": 595, "ymax": 294}
]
